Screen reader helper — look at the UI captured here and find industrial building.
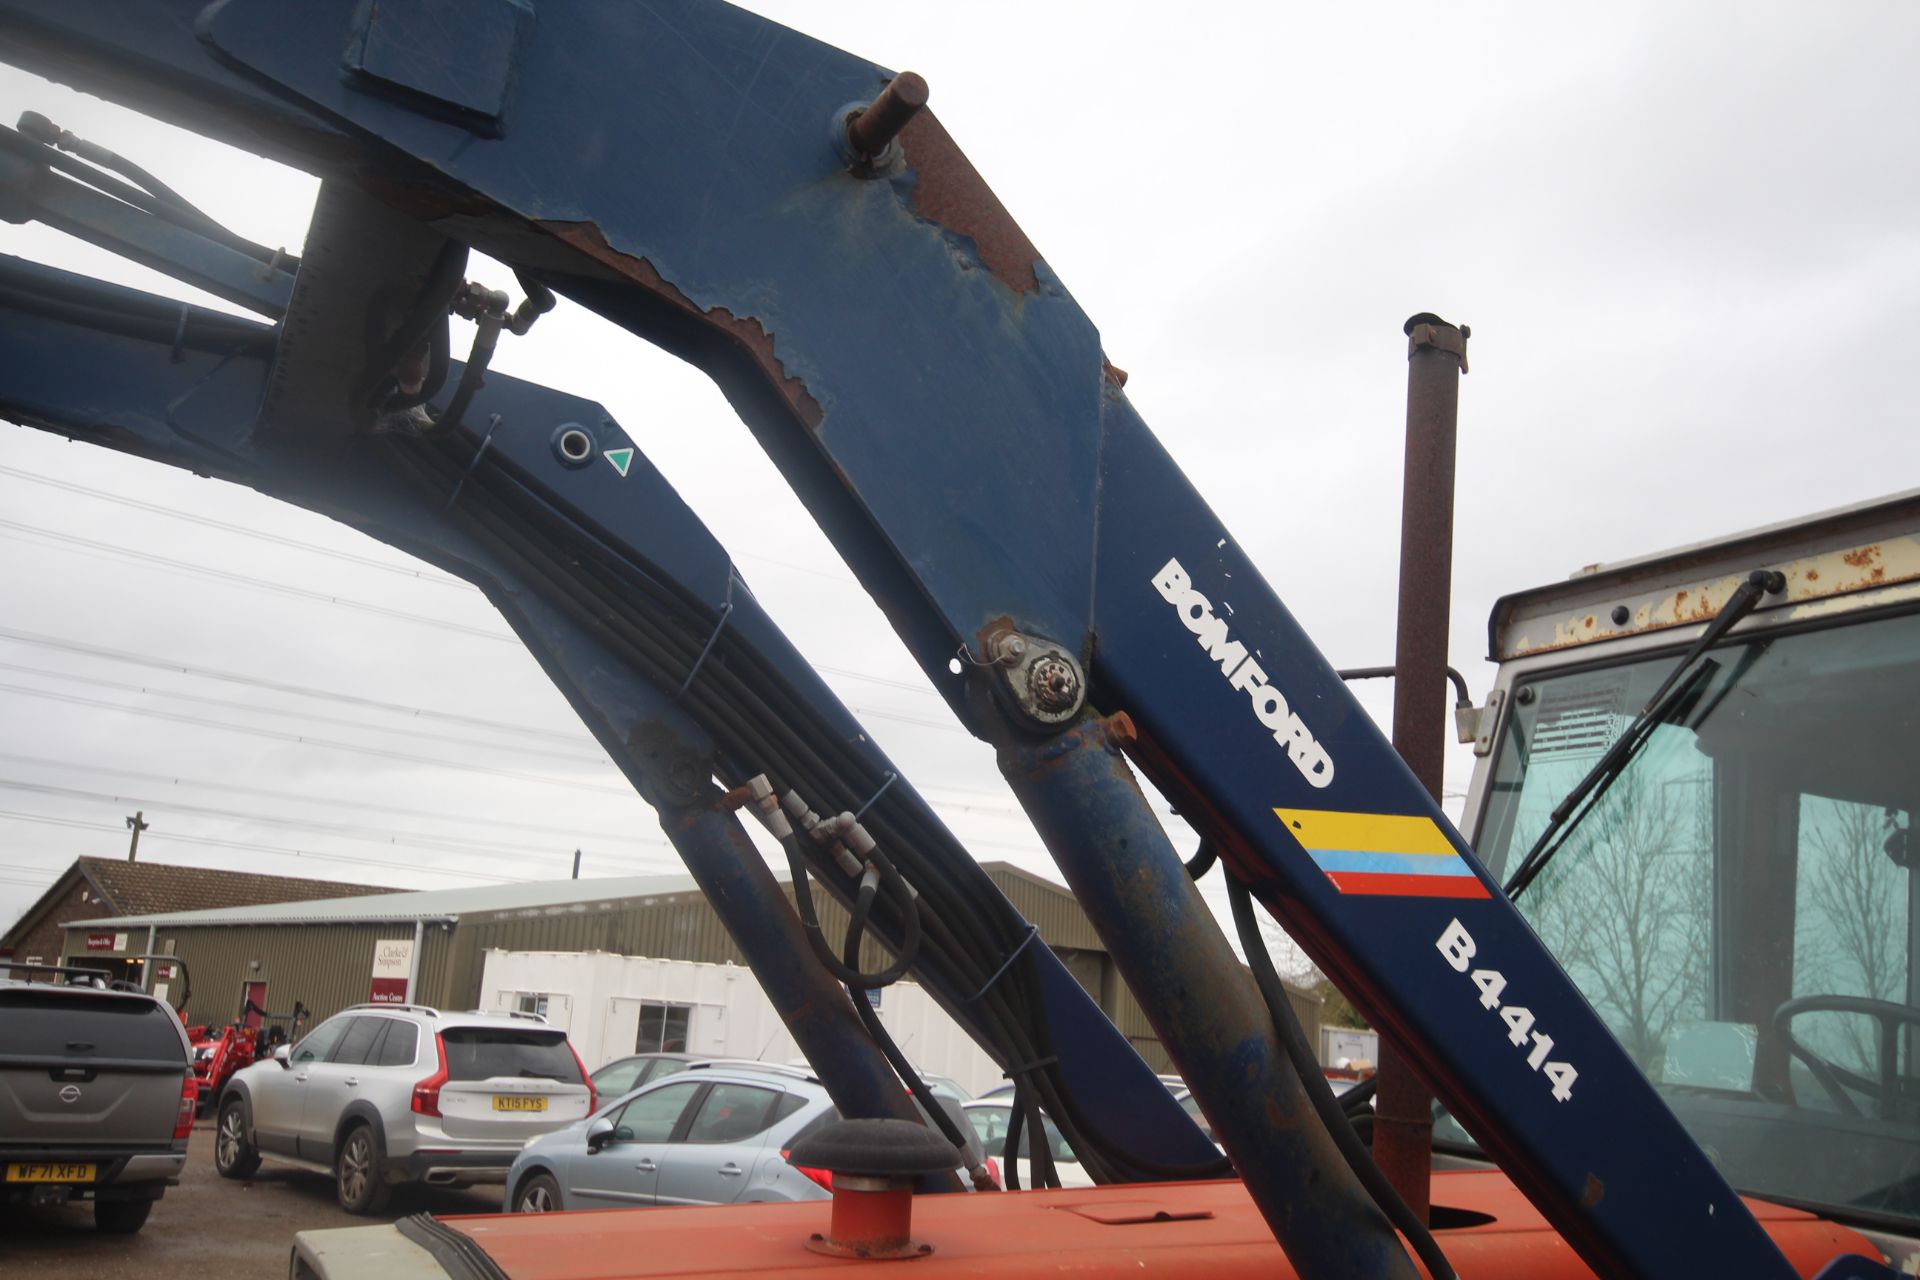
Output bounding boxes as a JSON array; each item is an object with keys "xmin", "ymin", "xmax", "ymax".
[
  {"xmin": 1, "ymin": 856, "xmax": 382, "ymax": 983},
  {"xmin": 61, "ymin": 861, "xmax": 1320, "ymax": 1078}
]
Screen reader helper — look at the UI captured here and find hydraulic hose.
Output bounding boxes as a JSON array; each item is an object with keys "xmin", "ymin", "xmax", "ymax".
[
  {"xmin": 782, "ymin": 830, "xmax": 921, "ymax": 989},
  {"xmin": 840, "ymin": 894, "xmax": 987, "ymax": 1188},
  {"xmin": 355, "ymin": 240, "xmax": 468, "ymax": 420},
  {"xmin": 1226, "ymin": 875, "xmax": 1455, "ymax": 1280},
  {"xmin": 1002, "ymin": 1098, "xmax": 1026, "ymax": 1190},
  {"xmin": 386, "ymin": 429, "xmax": 1204, "ymax": 1187}
]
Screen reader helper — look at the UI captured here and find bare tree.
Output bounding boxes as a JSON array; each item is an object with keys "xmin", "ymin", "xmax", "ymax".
[
  {"xmin": 1792, "ymin": 799, "xmax": 1907, "ymax": 1076},
  {"xmin": 1524, "ymin": 768, "xmax": 1713, "ymax": 1073}
]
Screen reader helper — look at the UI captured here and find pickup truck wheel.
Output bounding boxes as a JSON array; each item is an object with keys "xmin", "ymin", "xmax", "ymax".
[
  {"xmin": 513, "ymin": 1172, "xmax": 561, "ymax": 1212},
  {"xmin": 214, "ymin": 1098, "xmax": 261, "ymax": 1179},
  {"xmin": 94, "ymin": 1198, "xmax": 153, "ymax": 1234},
  {"xmin": 336, "ymin": 1124, "xmax": 392, "ymax": 1215}
]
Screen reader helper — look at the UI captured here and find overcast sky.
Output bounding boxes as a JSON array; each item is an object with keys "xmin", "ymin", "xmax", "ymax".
[{"xmin": 1, "ymin": 3, "xmax": 1914, "ymax": 970}]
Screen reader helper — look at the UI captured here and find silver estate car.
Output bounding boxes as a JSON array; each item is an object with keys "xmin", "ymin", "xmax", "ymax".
[
  {"xmin": 214, "ymin": 1003, "xmax": 593, "ymax": 1213},
  {"xmin": 505, "ymin": 1063, "xmax": 836, "ymax": 1212}
]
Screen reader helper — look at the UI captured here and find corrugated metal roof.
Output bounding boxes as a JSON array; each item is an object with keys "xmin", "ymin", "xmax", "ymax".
[{"xmin": 66, "ymin": 872, "xmax": 724, "ymax": 928}]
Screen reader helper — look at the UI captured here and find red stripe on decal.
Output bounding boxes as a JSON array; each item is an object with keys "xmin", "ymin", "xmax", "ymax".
[{"xmin": 1324, "ymin": 871, "xmax": 1491, "ymax": 899}]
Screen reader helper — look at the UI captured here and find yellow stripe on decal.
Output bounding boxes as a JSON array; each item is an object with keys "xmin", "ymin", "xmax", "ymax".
[{"xmin": 1273, "ymin": 808, "xmax": 1456, "ymax": 857}]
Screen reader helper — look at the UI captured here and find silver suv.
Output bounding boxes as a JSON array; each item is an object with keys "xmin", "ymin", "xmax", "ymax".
[
  {"xmin": 0, "ymin": 970, "xmax": 196, "ymax": 1234},
  {"xmin": 213, "ymin": 1003, "xmax": 593, "ymax": 1213}
]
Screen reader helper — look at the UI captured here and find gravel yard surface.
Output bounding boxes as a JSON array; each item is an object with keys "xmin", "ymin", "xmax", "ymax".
[{"xmin": 0, "ymin": 1119, "xmax": 501, "ymax": 1279}]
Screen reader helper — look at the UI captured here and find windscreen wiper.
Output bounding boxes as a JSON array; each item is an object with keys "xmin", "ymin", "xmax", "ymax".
[{"xmin": 1503, "ymin": 568, "xmax": 1784, "ymax": 901}]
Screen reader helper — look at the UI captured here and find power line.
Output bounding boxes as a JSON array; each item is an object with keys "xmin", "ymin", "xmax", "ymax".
[
  {"xmin": 0, "ymin": 463, "xmax": 468, "ymax": 589},
  {"xmin": 0, "ymin": 660, "xmax": 613, "ymax": 765},
  {"xmin": 0, "ymin": 627, "xmax": 597, "ymax": 748},
  {"xmin": 3, "ymin": 456, "xmax": 881, "ymax": 594},
  {"xmin": 0, "ymin": 522, "xmax": 947, "ymax": 701},
  {"xmin": 0, "ymin": 519, "xmax": 509, "ymax": 643},
  {"xmin": 0, "ymin": 750, "xmax": 649, "ymax": 847},
  {"xmin": 842, "ymin": 703, "xmax": 963, "ymax": 735},
  {"xmin": 0, "ymin": 682, "xmax": 631, "ymax": 796},
  {"xmin": 0, "ymin": 778, "xmax": 679, "ymax": 871},
  {"xmin": 0, "ymin": 808, "xmax": 519, "ymax": 883}
]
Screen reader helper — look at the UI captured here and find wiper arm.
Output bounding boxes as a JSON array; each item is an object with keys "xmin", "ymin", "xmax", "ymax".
[{"xmin": 1504, "ymin": 567, "xmax": 1784, "ymax": 901}]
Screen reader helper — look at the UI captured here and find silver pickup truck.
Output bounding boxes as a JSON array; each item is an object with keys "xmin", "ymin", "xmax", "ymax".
[{"xmin": 0, "ymin": 966, "xmax": 197, "ymax": 1233}]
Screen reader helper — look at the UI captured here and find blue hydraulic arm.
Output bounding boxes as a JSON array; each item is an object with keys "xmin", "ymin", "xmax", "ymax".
[
  {"xmin": 0, "ymin": 2, "xmax": 1867, "ymax": 1276},
  {"xmin": 0, "ymin": 250, "xmax": 1222, "ymax": 1194}
]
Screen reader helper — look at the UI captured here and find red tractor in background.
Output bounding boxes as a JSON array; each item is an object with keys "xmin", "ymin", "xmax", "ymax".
[{"xmin": 187, "ymin": 999, "xmax": 307, "ymax": 1117}]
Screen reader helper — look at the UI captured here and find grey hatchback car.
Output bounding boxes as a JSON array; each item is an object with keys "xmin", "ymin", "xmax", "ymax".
[{"xmin": 506, "ymin": 1064, "xmax": 838, "ymax": 1212}]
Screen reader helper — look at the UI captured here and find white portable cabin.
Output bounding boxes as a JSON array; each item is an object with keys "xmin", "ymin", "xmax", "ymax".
[{"xmin": 479, "ymin": 948, "xmax": 1003, "ymax": 1097}]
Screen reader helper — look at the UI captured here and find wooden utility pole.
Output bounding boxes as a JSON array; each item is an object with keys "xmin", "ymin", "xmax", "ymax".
[{"xmin": 125, "ymin": 810, "xmax": 148, "ymax": 861}]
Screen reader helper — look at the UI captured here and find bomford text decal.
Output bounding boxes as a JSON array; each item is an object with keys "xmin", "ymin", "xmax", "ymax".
[{"xmin": 1153, "ymin": 557, "xmax": 1334, "ymax": 788}]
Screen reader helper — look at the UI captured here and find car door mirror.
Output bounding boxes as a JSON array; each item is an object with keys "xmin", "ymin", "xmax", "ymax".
[
  {"xmin": 272, "ymin": 1044, "xmax": 293, "ymax": 1066},
  {"xmin": 585, "ymin": 1116, "xmax": 615, "ymax": 1153}
]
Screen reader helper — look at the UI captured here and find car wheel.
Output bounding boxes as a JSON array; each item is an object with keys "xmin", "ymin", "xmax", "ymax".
[
  {"xmin": 335, "ymin": 1124, "xmax": 392, "ymax": 1215},
  {"xmin": 214, "ymin": 1098, "xmax": 261, "ymax": 1179},
  {"xmin": 513, "ymin": 1172, "xmax": 561, "ymax": 1213},
  {"xmin": 94, "ymin": 1197, "xmax": 153, "ymax": 1234}
]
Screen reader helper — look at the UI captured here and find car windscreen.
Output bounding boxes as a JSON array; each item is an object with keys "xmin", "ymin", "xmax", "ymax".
[
  {"xmin": 440, "ymin": 1027, "xmax": 582, "ymax": 1084},
  {"xmin": 0, "ymin": 990, "xmax": 185, "ymax": 1064}
]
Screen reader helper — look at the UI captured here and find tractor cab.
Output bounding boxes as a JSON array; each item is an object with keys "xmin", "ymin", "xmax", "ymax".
[{"xmin": 1456, "ymin": 490, "xmax": 1920, "ymax": 1258}]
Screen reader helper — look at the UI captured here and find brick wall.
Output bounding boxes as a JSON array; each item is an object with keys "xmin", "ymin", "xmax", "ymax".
[{"xmin": 6, "ymin": 878, "xmax": 102, "ymax": 969}]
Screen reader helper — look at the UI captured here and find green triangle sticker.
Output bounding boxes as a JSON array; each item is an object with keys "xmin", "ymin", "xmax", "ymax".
[{"xmin": 605, "ymin": 447, "xmax": 634, "ymax": 478}]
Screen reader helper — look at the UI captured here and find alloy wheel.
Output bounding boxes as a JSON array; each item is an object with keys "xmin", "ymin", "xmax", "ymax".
[
  {"xmin": 217, "ymin": 1109, "xmax": 242, "ymax": 1167},
  {"xmin": 341, "ymin": 1133, "xmax": 371, "ymax": 1204}
]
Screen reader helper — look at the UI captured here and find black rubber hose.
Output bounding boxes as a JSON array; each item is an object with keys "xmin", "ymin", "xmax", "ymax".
[
  {"xmin": 483, "ymin": 441, "xmax": 1157, "ymax": 1183},
  {"xmin": 389, "ymin": 433, "xmax": 1175, "ymax": 1187},
  {"xmin": 355, "ymin": 240, "xmax": 468, "ymax": 419},
  {"xmin": 0, "ymin": 279, "xmax": 274, "ymax": 354},
  {"xmin": 17, "ymin": 137, "xmax": 297, "ymax": 272},
  {"xmin": 1226, "ymin": 875, "xmax": 1456, "ymax": 1280},
  {"xmin": 783, "ymin": 832, "xmax": 919, "ymax": 989},
  {"xmin": 434, "ymin": 313, "xmax": 500, "ymax": 435},
  {"xmin": 1185, "ymin": 838, "xmax": 1218, "ymax": 881},
  {"xmin": 1001, "ymin": 1099, "xmax": 1025, "ymax": 1190},
  {"xmin": 508, "ymin": 268, "xmax": 556, "ymax": 335},
  {"xmin": 404, "ymin": 436, "xmax": 1041, "ymax": 1107},
  {"xmin": 841, "ymin": 902, "xmax": 978, "ymax": 1178},
  {"xmin": 385, "ymin": 313, "xmax": 452, "ymax": 412},
  {"xmin": 1022, "ymin": 1090, "xmax": 1058, "ymax": 1188}
]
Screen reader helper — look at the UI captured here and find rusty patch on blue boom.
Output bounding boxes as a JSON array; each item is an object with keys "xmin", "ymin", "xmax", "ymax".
[{"xmin": 535, "ymin": 219, "xmax": 824, "ymax": 429}]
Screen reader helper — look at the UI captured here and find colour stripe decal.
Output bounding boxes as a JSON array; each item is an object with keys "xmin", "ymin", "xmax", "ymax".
[{"xmin": 1275, "ymin": 807, "xmax": 1490, "ymax": 900}]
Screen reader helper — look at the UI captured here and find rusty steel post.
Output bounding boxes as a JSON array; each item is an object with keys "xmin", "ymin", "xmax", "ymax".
[
  {"xmin": 846, "ymin": 72, "xmax": 929, "ymax": 160},
  {"xmin": 1373, "ymin": 312, "xmax": 1469, "ymax": 1224}
]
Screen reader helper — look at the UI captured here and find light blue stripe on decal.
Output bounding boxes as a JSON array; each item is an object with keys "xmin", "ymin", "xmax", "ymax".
[{"xmin": 1307, "ymin": 849, "xmax": 1477, "ymax": 878}]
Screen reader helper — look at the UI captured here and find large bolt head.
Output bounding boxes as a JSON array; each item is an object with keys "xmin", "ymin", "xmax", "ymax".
[{"xmin": 1028, "ymin": 655, "xmax": 1080, "ymax": 713}]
